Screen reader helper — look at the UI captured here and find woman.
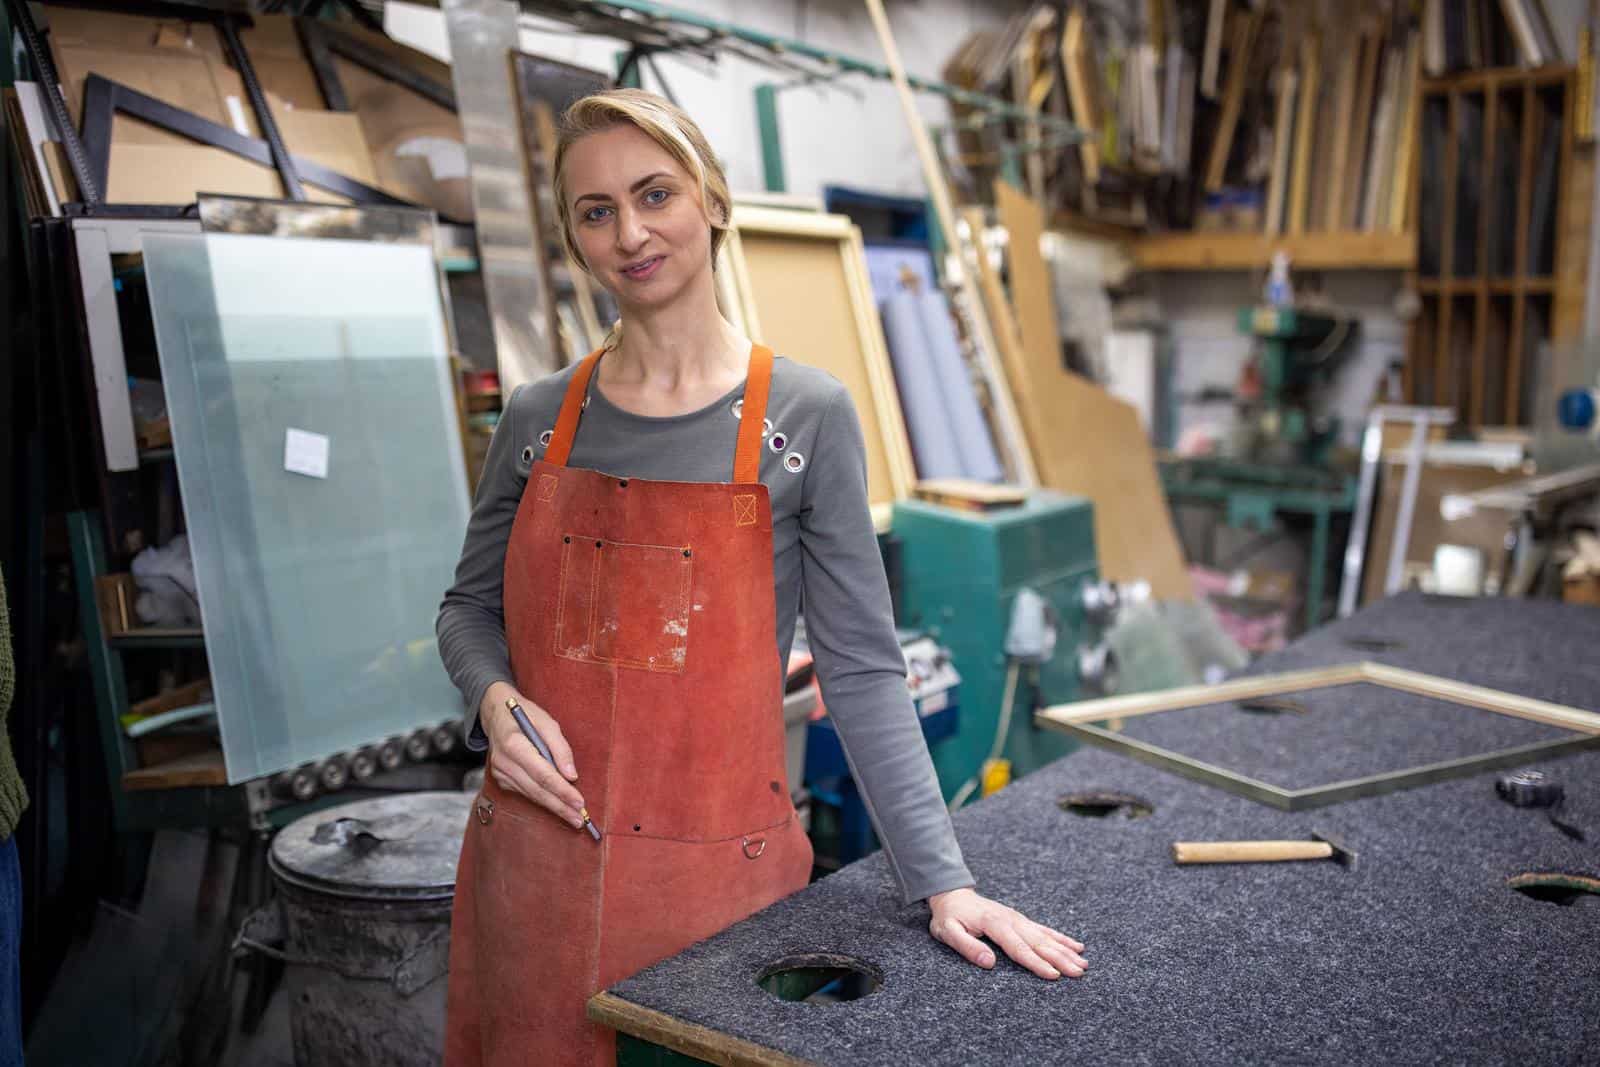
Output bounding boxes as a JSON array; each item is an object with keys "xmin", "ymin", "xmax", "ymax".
[{"xmin": 437, "ymin": 88, "xmax": 1086, "ymax": 1066}]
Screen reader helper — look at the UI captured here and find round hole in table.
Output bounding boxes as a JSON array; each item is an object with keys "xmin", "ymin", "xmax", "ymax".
[
  {"xmin": 757, "ymin": 953, "xmax": 883, "ymax": 1005},
  {"xmin": 1058, "ymin": 790, "xmax": 1154, "ymax": 820},
  {"xmin": 1508, "ymin": 871, "xmax": 1600, "ymax": 907}
]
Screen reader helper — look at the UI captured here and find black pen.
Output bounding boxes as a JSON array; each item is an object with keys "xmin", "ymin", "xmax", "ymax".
[{"xmin": 506, "ymin": 698, "xmax": 601, "ymax": 841}]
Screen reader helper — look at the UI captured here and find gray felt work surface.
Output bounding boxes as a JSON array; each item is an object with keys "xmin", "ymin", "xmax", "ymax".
[{"xmin": 605, "ymin": 595, "xmax": 1600, "ymax": 1065}]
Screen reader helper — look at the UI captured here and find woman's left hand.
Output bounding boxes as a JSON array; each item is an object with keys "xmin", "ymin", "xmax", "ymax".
[{"xmin": 927, "ymin": 887, "xmax": 1087, "ymax": 980}]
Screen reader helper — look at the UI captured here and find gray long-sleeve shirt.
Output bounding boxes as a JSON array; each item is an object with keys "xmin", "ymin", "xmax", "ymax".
[{"xmin": 435, "ymin": 355, "xmax": 974, "ymax": 903}]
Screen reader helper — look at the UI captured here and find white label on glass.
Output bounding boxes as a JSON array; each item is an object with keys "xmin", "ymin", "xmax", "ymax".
[{"xmin": 284, "ymin": 428, "xmax": 330, "ymax": 479}]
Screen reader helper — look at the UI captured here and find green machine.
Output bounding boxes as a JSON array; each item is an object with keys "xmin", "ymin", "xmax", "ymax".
[
  {"xmin": 1160, "ymin": 305, "xmax": 1361, "ymax": 631},
  {"xmin": 1230, "ymin": 305, "xmax": 1357, "ymax": 468},
  {"xmin": 890, "ymin": 492, "xmax": 1112, "ymax": 805}
]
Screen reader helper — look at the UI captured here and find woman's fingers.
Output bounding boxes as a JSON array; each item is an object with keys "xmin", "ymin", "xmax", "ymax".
[
  {"xmin": 526, "ymin": 702, "xmax": 579, "ymax": 781},
  {"xmin": 930, "ymin": 915, "xmax": 996, "ymax": 968},
  {"xmin": 490, "ymin": 756, "xmax": 587, "ymax": 830},
  {"xmin": 990, "ymin": 922, "xmax": 1063, "ymax": 980}
]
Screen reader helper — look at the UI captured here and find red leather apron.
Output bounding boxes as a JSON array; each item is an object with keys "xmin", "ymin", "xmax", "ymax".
[{"xmin": 444, "ymin": 344, "xmax": 814, "ymax": 1067}]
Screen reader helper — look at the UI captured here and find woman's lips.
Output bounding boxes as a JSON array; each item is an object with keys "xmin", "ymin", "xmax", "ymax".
[{"xmin": 621, "ymin": 255, "xmax": 664, "ymax": 281}]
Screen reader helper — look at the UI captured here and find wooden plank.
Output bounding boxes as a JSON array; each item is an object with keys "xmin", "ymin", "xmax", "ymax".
[
  {"xmin": 1508, "ymin": 81, "xmax": 1538, "ymax": 418},
  {"xmin": 1132, "ymin": 230, "xmax": 1415, "ymax": 270},
  {"xmin": 1361, "ymin": 664, "xmax": 1600, "ymax": 733},
  {"xmin": 730, "ymin": 204, "xmax": 916, "ymax": 511},
  {"xmin": 1322, "ymin": 35, "xmax": 1361, "ymax": 228},
  {"xmin": 1039, "ymin": 664, "xmax": 1370, "ymax": 725},
  {"xmin": 1289, "ymin": 34, "xmax": 1321, "ymax": 235},
  {"xmin": 122, "ymin": 749, "xmax": 226, "ymax": 791},
  {"xmin": 1265, "ymin": 66, "xmax": 1298, "ymax": 235},
  {"xmin": 1042, "ymin": 661, "xmax": 1600, "ymax": 735},
  {"xmin": 1389, "ymin": 31, "xmax": 1423, "ymax": 233},
  {"xmin": 588, "ymin": 993, "xmax": 809, "ymax": 1067},
  {"xmin": 1343, "ymin": 25, "xmax": 1382, "ymax": 229},
  {"xmin": 1553, "ymin": 73, "xmax": 1592, "ymax": 341},
  {"xmin": 1204, "ymin": 8, "xmax": 1261, "ymax": 192},
  {"xmin": 991, "ymin": 181, "xmax": 1192, "ymax": 601},
  {"xmin": 1061, "ymin": 8, "xmax": 1102, "ymax": 184},
  {"xmin": 863, "ymin": 0, "xmax": 1037, "ymax": 487}
]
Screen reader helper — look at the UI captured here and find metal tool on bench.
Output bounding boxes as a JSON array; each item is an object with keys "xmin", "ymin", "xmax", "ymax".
[
  {"xmin": 1496, "ymin": 770, "xmax": 1585, "ymax": 842},
  {"xmin": 1172, "ymin": 829, "xmax": 1357, "ymax": 869}
]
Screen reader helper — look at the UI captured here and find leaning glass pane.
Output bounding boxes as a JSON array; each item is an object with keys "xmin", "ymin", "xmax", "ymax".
[{"xmin": 142, "ymin": 233, "xmax": 470, "ymax": 783}]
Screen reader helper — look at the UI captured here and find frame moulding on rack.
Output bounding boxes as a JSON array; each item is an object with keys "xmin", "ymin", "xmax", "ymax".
[{"xmin": 725, "ymin": 202, "xmax": 918, "ymax": 525}]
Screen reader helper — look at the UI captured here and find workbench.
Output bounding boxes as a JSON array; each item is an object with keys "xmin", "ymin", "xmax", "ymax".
[{"xmin": 591, "ymin": 593, "xmax": 1600, "ymax": 1065}]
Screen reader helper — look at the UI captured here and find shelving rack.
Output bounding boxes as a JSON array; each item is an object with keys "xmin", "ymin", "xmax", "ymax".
[{"xmin": 1408, "ymin": 63, "xmax": 1594, "ymax": 427}]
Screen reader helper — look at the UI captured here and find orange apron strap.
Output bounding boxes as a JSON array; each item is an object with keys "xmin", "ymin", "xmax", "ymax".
[
  {"xmin": 543, "ymin": 349, "xmax": 604, "ymax": 468},
  {"xmin": 733, "ymin": 345, "xmax": 774, "ymax": 484}
]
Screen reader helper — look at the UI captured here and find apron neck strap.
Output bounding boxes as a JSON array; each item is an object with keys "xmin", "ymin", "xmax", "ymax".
[
  {"xmin": 542, "ymin": 344, "xmax": 776, "ymax": 485},
  {"xmin": 732, "ymin": 344, "xmax": 774, "ymax": 484}
]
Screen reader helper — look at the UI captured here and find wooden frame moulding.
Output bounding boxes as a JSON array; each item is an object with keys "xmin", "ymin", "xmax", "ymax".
[
  {"xmin": 724, "ymin": 202, "xmax": 917, "ymax": 528},
  {"xmin": 1037, "ymin": 662, "xmax": 1600, "ymax": 811},
  {"xmin": 863, "ymin": 0, "xmax": 1039, "ymax": 489}
]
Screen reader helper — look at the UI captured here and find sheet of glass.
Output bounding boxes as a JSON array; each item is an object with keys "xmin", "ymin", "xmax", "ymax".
[{"xmin": 143, "ymin": 232, "xmax": 471, "ymax": 783}]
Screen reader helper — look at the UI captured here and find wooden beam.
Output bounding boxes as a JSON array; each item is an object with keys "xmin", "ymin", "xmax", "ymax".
[{"xmin": 1132, "ymin": 230, "xmax": 1415, "ymax": 271}]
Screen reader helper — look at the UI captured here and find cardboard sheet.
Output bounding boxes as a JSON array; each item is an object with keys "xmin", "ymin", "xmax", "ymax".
[
  {"xmin": 991, "ymin": 181, "xmax": 1193, "ymax": 600},
  {"xmin": 737, "ymin": 229, "xmax": 901, "ymax": 513},
  {"xmin": 53, "ymin": 44, "xmax": 231, "ymax": 148},
  {"xmin": 337, "ymin": 59, "xmax": 472, "ymax": 222}
]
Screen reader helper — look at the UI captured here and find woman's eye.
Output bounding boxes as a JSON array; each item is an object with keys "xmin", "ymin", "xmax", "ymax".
[
  {"xmin": 583, "ymin": 205, "xmax": 612, "ymax": 223},
  {"xmin": 644, "ymin": 188, "xmax": 669, "ymax": 205}
]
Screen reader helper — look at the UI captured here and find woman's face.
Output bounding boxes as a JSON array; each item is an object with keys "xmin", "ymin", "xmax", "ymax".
[{"xmin": 563, "ymin": 123, "xmax": 716, "ymax": 310}]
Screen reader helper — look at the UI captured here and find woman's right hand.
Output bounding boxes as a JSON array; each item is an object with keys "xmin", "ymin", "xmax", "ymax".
[{"xmin": 479, "ymin": 681, "xmax": 589, "ymax": 831}]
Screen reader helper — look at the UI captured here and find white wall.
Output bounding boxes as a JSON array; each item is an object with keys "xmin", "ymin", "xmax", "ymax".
[{"xmin": 385, "ymin": 0, "xmax": 1025, "ymax": 200}]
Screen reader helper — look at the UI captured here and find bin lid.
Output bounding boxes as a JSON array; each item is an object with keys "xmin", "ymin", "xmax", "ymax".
[{"xmin": 269, "ymin": 791, "xmax": 475, "ymax": 901}]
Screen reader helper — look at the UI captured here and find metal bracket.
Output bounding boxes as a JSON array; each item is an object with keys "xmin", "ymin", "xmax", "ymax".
[
  {"xmin": 75, "ymin": 74, "xmax": 415, "ymax": 216},
  {"xmin": 296, "ymin": 18, "xmax": 457, "ymax": 113}
]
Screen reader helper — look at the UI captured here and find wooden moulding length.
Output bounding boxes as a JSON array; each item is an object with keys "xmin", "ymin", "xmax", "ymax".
[
  {"xmin": 726, "ymin": 203, "xmax": 917, "ymax": 522},
  {"xmin": 862, "ymin": 0, "xmax": 1038, "ymax": 489},
  {"xmin": 1036, "ymin": 662, "xmax": 1600, "ymax": 811},
  {"xmin": 588, "ymin": 992, "xmax": 809, "ymax": 1067},
  {"xmin": 990, "ymin": 179, "xmax": 1193, "ymax": 601}
]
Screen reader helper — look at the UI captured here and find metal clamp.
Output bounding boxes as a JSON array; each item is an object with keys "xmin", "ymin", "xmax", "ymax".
[
  {"xmin": 476, "ymin": 796, "xmax": 495, "ymax": 825},
  {"xmin": 741, "ymin": 835, "xmax": 767, "ymax": 860}
]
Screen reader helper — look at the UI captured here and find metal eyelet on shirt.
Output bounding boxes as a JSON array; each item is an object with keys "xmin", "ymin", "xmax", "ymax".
[
  {"xmin": 729, "ymin": 398, "xmax": 743, "ymax": 419},
  {"xmin": 760, "ymin": 417, "xmax": 773, "ymax": 439},
  {"xmin": 538, "ymin": 429, "xmax": 553, "ymax": 447},
  {"xmin": 768, "ymin": 431, "xmax": 788, "ymax": 452},
  {"xmin": 520, "ymin": 445, "xmax": 535, "ymax": 465},
  {"xmin": 784, "ymin": 452, "xmax": 806, "ymax": 473}
]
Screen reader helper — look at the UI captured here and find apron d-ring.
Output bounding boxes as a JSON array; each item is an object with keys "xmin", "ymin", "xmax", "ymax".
[
  {"xmin": 476, "ymin": 796, "xmax": 494, "ymax": 825},
  {"xmin": 741, "ymin": 835, "xmax": 766, "ymax": 860}
]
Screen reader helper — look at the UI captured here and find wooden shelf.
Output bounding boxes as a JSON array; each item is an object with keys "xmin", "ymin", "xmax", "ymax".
[
  {"xmin": 1132, "ymin": 230, "xmax": 1416, "ymax": 271},
  {"xmin": 1418, "ymin": 278, "xmax": 1557, "ymax": 294},
  {"xmin": 122, "ymin": 749, "xmax": 227, "ymax": 792}
]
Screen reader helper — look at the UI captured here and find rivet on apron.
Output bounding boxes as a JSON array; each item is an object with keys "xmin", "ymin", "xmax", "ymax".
[
  {"xmin": 682, "ymin": 548, "xmax": 692, "ymax": 558},
  {"xmin": 595, "ymin": 540, "xmax": 603, "ymax": 548},
  {"xmin": 619, "ymin": 479, "xmax": 629, "ymax": 488},
  {"xmin": 784, "ymin": 452, "xmax": 806, "ymax": 473},
  {"xmin": 768, "ymin": 432, "xmax": 788, "ymax": 452},
  {"xmin": 563, "ymin": 536, "xmax": 571, "ymax": 543},
  {"xmin": 539, "ymin": 429, "xmax": 554, "ymax": 447},
  {"xmin": 741, "ymin": 835, "xmax": 766, "ymax": 860},
  {"xmin": 476, "ymin": 796, "xmax": 494, "ymax": 825}
]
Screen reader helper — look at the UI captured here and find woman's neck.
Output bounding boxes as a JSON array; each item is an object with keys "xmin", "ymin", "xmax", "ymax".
[{"xmin": 606, "ymin": 271, "xmax": 747, "ymax": 391}]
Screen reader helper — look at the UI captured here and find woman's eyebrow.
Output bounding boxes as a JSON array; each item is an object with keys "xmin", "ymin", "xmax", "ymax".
[{"xmin": 574, "ymin": 172, "xmax": 675, "ymax": 206}]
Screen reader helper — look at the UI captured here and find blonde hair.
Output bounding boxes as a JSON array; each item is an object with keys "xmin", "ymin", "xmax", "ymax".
[{"xmin": 552, "ymin": 88, "xmax": 732, "ymax": 276}]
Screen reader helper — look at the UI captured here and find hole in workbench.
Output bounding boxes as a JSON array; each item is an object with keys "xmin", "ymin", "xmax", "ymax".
[
  {"xmin": 1058, "ymin": 791, "xmax": 1153, "ymax": 819},
  {"xmin": 1508, "ymin": 872, "xmax": 1600, "ymax": 907},
  {"xmin": 757, "ymin": 954, "xmax": 882, "ymax": 1005}
]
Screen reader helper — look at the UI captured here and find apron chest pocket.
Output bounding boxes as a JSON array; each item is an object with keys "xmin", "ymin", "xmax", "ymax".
[{"xmin": 556, "ymin": 535, "xmax": 693, "ymax": 673}]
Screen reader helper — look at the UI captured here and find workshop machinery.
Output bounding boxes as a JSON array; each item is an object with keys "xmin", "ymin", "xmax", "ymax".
[
  {"xmin": 1162, "ymin": 305, "xmax": 1363, "ymax": 631},
  {"xmin": 888, "ymin": 491, "xmax": 1113, "ymax": 806}
]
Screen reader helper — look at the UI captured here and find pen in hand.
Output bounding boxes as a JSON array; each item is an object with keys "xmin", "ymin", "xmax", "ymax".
[{"xmin": 506, "ymin": 698, "xmax": 602, "ymax": 841}]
